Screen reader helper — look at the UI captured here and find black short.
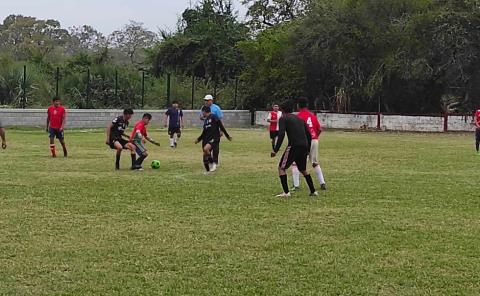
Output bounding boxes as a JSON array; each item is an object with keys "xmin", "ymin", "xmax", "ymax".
[
  {"xmin": 168, "ymin": 127, "xmax": 181, "ymax": 136},
  {"xmin": 270, "ymin": 131, "xmax": 279, "ymax": 140},
  {"xmin": 202, "ymin": 139, "xmax": 219, "ymax": 149},
  {"xmin": 279, "ymin": 146, "xmax": 308, "ymax": 171},
  {"xmin": 109, "ymin": 138, "xmax": 129, "ymax": 149}
]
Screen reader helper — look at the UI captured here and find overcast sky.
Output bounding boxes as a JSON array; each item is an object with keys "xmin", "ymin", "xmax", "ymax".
[{"xmin": 0, "ymin": 0, "xmax": 247, "ymax": 34}]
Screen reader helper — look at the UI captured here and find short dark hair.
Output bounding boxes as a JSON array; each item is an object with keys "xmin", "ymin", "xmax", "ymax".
[
  {"xmin": 202, "ymin": 106, "xmax": 211, "ymax": 113},
  {"xmin": 297, "ymin": 97, "xmax": 309, "ymax": 109},
  {"xmin": 172, "ymin": 101, "xmax": 179, "ymax": 105},
  {"xmin": 123, "ymin": 108, "xmax": 134, "ymax": 115},
  {"xmin": 52, "ymin": 96, "xmax": 60, "ymax": 102},
  {"xmin": 143, "ymin": 113, "xmax": 152, "ymax": 120},
  {"xmin": 279, "ymin": 100, "xmax": 294, "ymax": 114}
]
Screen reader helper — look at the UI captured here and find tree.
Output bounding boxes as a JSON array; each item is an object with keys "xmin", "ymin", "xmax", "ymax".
[{"xmin": 110, "ymin": 21, "xmax": 158, "ymax": 65}]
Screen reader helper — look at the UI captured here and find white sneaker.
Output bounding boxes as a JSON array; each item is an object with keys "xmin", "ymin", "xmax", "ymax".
[
  {"xmin": 210, "ymin": 163, "xmax": 217, "ymax": 172},
  {"xmin": 310, "ymin": 191, "xmax": 319, "ymax": 197},
  {"xmin": 275, "ymin": 192, "xmax": 291, "ymax": 198}
]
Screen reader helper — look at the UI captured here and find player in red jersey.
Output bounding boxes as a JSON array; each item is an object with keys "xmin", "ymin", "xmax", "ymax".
[
  {"xmin": 267, "ymin": 104, "xmax": 282, "ymax": 150},
  {"xmin": 0, "ymin": 118, "xmax": 6, "ymax": 149},
  {"xmin": 475, "ymin": 108, "xmax": 480, "ymax": 155},
  {"xmin": 291, "ymin": 97, "xmax": 327, "ymax": 191},
  {"xmin": 46, "ymin": 97, "xmax": 67, "ymax": 158},
  {"xmin": 130, "ymin": 113, "xmax": 160, "ymax": 170}
]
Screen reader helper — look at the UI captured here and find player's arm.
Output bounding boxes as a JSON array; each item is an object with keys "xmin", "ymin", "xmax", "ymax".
[
  {"xmin": 267, "ymin": 113, "xmax": 273, "ymax": 123},
  {"xmin": 195, "ymin": 130, "xmax": 205, "ymax": 144},
  {"xmin": 145, "ymin": 135, "xmax": 160, "ymax": 146},
  {"xmin": 305, "ymin": 122, "xmax": 312, "ymax": 151},
  {"xmin": 0, "ymin": 127, "xmax": 6, "ymax": 149},
  {"xmin": 61, "ymin": 109, "xmax": 67, "ymax": 131},
  {"xmin": 217, "ymin": 119, "xmax": 232, "ymax": 141},
  {"xmin": 46, "ymin": 112, "xmax": 50, "ymax": 132},
  {"xmin": 272, "ymin": 116, "xmax": 286, "ymax": 156},
  {"xmin": 164, "ymin": 111, "xmax": 169, "ymax": 128},
  {"xmin": 105, "ymin": 122, "xmax": 112, "ymax": 145},
  {"xmin": 180, "ymin": 111, "xmax": 184, "ymax": 129},
  {"xmin": 313, "ymin": 116, "xmax": 321, "ymax": 137}
]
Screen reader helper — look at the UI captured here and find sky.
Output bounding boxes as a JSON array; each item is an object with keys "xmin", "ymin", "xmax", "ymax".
[{"xmin": 0, "ymin": 0, "xmax": 247, "ymax": 34}]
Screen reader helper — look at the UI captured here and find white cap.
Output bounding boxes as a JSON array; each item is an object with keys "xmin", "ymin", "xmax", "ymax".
[{"xmin": 203, "ymin": 94, "xmax": 214, "ymax": 101}]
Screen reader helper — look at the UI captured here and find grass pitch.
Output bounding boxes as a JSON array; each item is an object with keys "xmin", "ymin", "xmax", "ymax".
[{"xmin": 0, "ymin": 128, "xmax": 479, "ymax": 295}]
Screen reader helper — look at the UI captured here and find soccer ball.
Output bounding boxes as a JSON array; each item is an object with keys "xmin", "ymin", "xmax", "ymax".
[{"xmin": 151, "ymin": 160, "xmax": 160, "ymax": 169}]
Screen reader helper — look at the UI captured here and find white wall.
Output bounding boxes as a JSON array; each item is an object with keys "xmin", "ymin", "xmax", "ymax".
[{"xmin": 255, "ymin": 111, "xmax": 476, "ymax": 132}]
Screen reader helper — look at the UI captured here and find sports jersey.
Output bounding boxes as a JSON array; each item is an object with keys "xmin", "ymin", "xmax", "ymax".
[
  {"xmin": 47, "ymin": 105, "xmax": 66, "ymax": 129},
  {"xmin": 267, "ymin": 111, "xmax": 282, "ymax": 132},
  {"xmin": 197, "ymin": 114, "xmax": 230, "ymax": 144},
  {"xmin": 109, "ymin": 116, "xmax": 129, "ymax": 141},
  {"xmin": 297, "ymin": 108, "xmax": 321, "ymax": 140},
  {"xmin": 130, "ymin": 120, "xmax": 147, "ymax": 143},
  {"xmin": 274, "ymin": 114, "xmax": 312, "ymax": 153},
  {"xmin": 166, "ymin": 108, "xmax": 183, "ymax": 128},
  {"xmin": 475, "ymin": 110, "xmax": 480, "ymax": 127}
]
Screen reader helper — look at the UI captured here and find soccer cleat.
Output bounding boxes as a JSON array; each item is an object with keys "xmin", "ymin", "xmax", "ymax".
[
  {"xmin": 131, "ymin": 165, "xmax": 143, "ymax": 170},
  {"xmin": 290, "ymin": 186, "xmax": 300, "ymax": 192},
  {"xmin": 275, "ymin": 192, "xmax": 291, "ymax": 198},
  {"xmin": 174, "ymin": 142, "xmax": 178, "ymax": 148},
  {"xmin": 210, "ymin": 163, "xmax": 217, "ymax": 172},
  {"xmin": 115, "ymin": 165, "xmax": 120, "ymax": 170},
  {"xmin": 320, "ymin": 184, "xmax": 327, "ymax": 191},
  {"xmin": 310, "ymin": 191, "xmax": 319, "ymax": 197}
]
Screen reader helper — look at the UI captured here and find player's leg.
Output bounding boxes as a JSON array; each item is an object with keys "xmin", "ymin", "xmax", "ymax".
[
  {"xmin": 476, "ymin": 128, "xmax": 480, "ymax": 153},
  {"xmin": 48, "ymin": 128, "xmax": 56, "ymax": 157},
  {"xmin": 202, "ymin": 143, "xmax": 213, "ymax": 172},
  {"xmin": 135, "ymin": 142, "xmax": 148, "ymax": 167},
  {"xmin": 112, "ymin": 141, "xmax": 123, "ymax": 170},
  {"xmin": 57, "ymin": 130, "xmax": 67, "ymax": 157},
  {"xmin": 124, "ymin": 141, "xmax": 138, "ymax": 169},
  {"xmin": 174, "ymin": 129, "xmax": 181, "ymax": 148},
  {"xmin": 168, "ymin": 128, "xmax": 175, "ymax": 148},
  {"xmin": 212, "ymin": 138, "xmax": 221, "ymax": 165},
  {"xmin": 0, "ymin": 127, "xmax": 6, "ymax": 149},
  {"xmin": 297, "ymin": 147, "xmax": 317, "ymax": 196},
  {"xmin": 291, "ymin": 163, "xmax": 301, "ymax": 191},
  {"xmin": 277, "ymin": 146, "xmax": 295, "ymax": 197},
  {"xmin": 311, "ymin": 140, "xmax": 326, "ymax": 190}
]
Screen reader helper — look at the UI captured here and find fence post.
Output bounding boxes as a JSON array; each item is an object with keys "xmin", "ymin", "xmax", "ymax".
[
  {"xmin": 55, "ymin": 67, "xmax": 60, "ymax": 98},
  {"xmin": 166, "ymin": 73, "xmax": 171, "ymax": 107},
  {"xmin": 22, "ymin": 65, "xmax": 27, "ymax": 109},
  {"xmin": 115, "ymin": 69, "xmax": 118, "ymax": 100},
  {"xmin": 444, "ymin": 112, "xmax": 448, "ymax": 132},
  {"xmin": 141, "ymin": 70, "xmax": 145, "ymax": 109},
  {"xmin": 191, "ymin": 74, "xmax": 195, "ymax": 109},
  {"xmin": 86, "ymin": 68, "xmax": 90, "ymax": 108},
  {"xmin": 377, "ymin": 96, "xmax": 381, "ymax": 130},
  {"xmin": 234, "ymin": 77, "xmax": 238, "ymax": 109}
]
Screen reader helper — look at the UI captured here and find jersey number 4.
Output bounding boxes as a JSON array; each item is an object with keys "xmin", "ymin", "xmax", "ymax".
[{"xmin": 306, "ymin": 117, "xmax": 313, "ymax": 128}]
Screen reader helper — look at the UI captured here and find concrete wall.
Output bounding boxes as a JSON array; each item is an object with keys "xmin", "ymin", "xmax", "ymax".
[
  {"xmin": 255, "ymin": 111, "xmax": 476, "ymax": 132},
  {"xmin": 0, "ymin": 109, "xmax": 251, "ymax": 128}
]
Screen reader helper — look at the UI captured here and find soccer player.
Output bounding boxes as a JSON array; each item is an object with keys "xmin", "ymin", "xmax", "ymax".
[
  {"xmin": 0, "ymin": 119, "xmax": 6, "ymax": 149},
  {"xmin": 46, "ymin": 97, "xmax": 68, "ymax": 158},
  {"xmin": 475, "ymin": 107, "xmax": 480, "ymax": 154},
  {"xmin": 271, "ymin": 100, "xmax": 318, "ymax": 198},
  {"xmin": 105, "ymin": 108, "xmax": 138, "ymax": 170},
  {"xmin": 131, "ymin": 113, "xmax": 160, "ymax": 169},
  {"xmin": 195, "ymin": 106, "xmax": 232, "ymax": 173},
  {"xmin": 267, "ymin": 103, "xmax": 282, "ymax": 150},
  {"xmin": 291, "ymin": 97, "xmax": 327, "ymax": 191},
  {"xmin": 201, "ymin": 95, "xmax": 224, "ymax": 166},
  {"xmin": 164, "ymin": 101, "xmax": 184, "ymax": 148}
]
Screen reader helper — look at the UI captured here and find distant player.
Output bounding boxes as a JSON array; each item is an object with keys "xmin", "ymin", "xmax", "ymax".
[
  {"xmin": 195, "ymin": 106, "xmax": 232, "ymax": 173},
  {"xmin": 0, "ymin": 119, "xmax": 6, "ymax": 149},
  {"xmin": 105, "ymin": 108, "xmax": 138, "ymax": 170},
  {"xmin": 267, "ymin": 104, "xmax": 282, "ymax": 150},
  {"xmin": 291, "ymin": 97, "xmax": 327, "ymax": 191},
  {"xmin": 131, "ymin": 113, "xmax": 160, "ymax": 169},
  {"xmin": 46, "ymin": 97, "xmax": 68, "ymax": 158},
  {"xmin": 475, "ymin": 108, "xmax": 480, "ymax": 155},
  {"xmin": 164, "ymin": 101, "xmax": 184, "ymax": 148},
  {"xmin": 271, "ymin": 101, "xmax": 317, "ymax": 198}
]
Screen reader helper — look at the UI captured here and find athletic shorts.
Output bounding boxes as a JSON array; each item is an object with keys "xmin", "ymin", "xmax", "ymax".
[
  {"xmin": 476, "ymin": 128, "xmax": 480, "ymax": 141},
  {"xmin": 309, "ymin": 139, "xmax": 319, "ymax": 164},
  {"xmin": 109, "ymin": 138, "xmax": 129, "ymax": 149},
  {"xmin": 134, "ymin": 141, "xmax": 147, "ymax": 156},
  {"xmin": 279, "ymin": 146, "xmax": 309, "ymax": 172},
  {"xmin": 168, "ymin": 127, "xmax": 181, "ymax": 136},
  {"xmin": 270, "ymin": 131, "xmax": 279, "ymax": 140},
  {"xmin": 202, "ymin": 139, "xmax": 219, "ymax": 149},
  {"xmin": 49, "ymin": 128, "xmax": 64, "ymax": 140}
]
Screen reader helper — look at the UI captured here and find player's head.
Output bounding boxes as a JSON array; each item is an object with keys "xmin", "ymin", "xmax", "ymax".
[
  {"xmin": 52, "ymin": 96, "xmax": 61, "ymax": 107},
  {"xmin": 204, "ymin": 95, "xmax": 214, "ymax": 106},
  {"xmin": 123, "ymin": 108, "xmax": 134, "ymax": 120},
  {"xmin": 272, "ymin": 104, "xmax": 279, "ymax": 112},
  {"xmin": 297, "ymin": 97, "xmax": 309, "ymax": 109},
  {"xmin": 279, "ymin": 100, "xmax": 294, "ymax": 114},
  {"xmin": 172, "ymin": 101, "xmax": 179, "ymax": 108},
  {"xmin": 202, "ymin": 105, "xmax": 211, "ymax": 117},
  {"xmin": 142, "ymin": 113, "xmax": 152, "ymax": 125}
]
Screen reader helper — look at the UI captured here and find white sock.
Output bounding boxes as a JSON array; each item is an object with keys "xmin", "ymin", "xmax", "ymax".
[
  {"xmin": 292, "ymin": 166, "xmax": 300, "ymax": 187},
  {"xmin": 169, "ymin": 138, "xmax": 174, "ymax": 147},
  {"xmin": 173, "ymin": 134, "xmax": 178, "ymax": 143},
  {"xmin": 314, "ymin": 165, "xmax": 325, "ymax": 185}
]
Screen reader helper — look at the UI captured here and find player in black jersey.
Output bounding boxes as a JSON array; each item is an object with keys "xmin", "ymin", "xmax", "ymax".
[
  {"xmin": 105, "ymin": 108, "xmax": 139, "ymax": 170},
  {"xmin": 271, "ymin": 101, "xmax": 318, "ymax": 197},
  {"xmin": 195, "ymin": 106, "xmax": 232, "ymax": 173}
]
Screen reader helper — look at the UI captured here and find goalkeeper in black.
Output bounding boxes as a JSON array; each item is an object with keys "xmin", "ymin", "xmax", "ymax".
[{"xmin": 271, "ymin": 101, "xmax": 318, "ymax": 197}]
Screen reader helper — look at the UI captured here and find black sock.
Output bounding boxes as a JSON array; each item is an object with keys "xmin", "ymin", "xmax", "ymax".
[
  {"xmin": 131, "ymin": 154, "xmax": 136, "ymax": 166},
  {"xmin": 280, "ymin": 175, "xmax": 289, "ymax": 194},
  {"xmin": 203, "ymin": 155, "xmax": 210, "ymax": 171},
  {"xmin": 115, "ymin": 153, "xmax": 121, "ymax": 168},
  {"xmin": 208, "ymin": 156, "xmax": 214, "ymax": 164},
  {"xmin": 476, "ymin": 139, "xmax": 479, "ymax": 152},
  {"xmin": 137, "ymin": 155, "xmax": 146, "ymax": 166},
  {"xmin": 304, "ymin": 174, "xmax": 316, "ymax": 193}
]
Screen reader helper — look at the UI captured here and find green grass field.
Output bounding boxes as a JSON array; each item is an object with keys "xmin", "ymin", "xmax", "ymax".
[{"xmin": 0, "ymin": 128, "xmax": 479, "ymax": 295}]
